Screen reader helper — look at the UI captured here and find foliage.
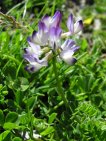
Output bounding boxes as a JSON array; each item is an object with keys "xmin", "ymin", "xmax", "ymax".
[{"xmin": 0, "ymin": 0, "xmax": 106, "ymax": 140}]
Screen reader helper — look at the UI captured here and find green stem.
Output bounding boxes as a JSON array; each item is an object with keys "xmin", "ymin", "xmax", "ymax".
[
  {"xmin": 27, "ymin": 92, "xmax": 33, "ymax": 139},
  {"xmin": 52, "ymin": 53, "xmax": 69, "ymax": 108}
]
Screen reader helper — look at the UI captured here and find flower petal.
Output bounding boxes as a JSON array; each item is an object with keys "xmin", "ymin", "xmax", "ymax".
[
  {"xmin": 74, "ymin": 20, "xmax": 83, "ymax": 33},
  {"xmin": 71, "ymin": 46, "xmax": 80, "ymax": 52},
  {"xmin": 27, "ymin": 36, "xmax": 32, "ymax": 42},
  {"xmin": 32, "ymin": 30, "xmax": 37, "ymax": 40},
  {"xmin": 67, "ymin": 14, "xmax": 74, "ymax": 34},
  {"xmin": 41, "ymin": 14, "xmax": 51, "ymax": 28},
  {"xmin": 25, "ymin": 65, "xmax": 36, "ymax": 73},
  {"xmin": 60, "ymin": 50, "xmax": 77, "ymax": 65},
  {"xmin": 49, "ymin": 27, "xmax": 62, "ymax": 41},
  {"xmin": 49, "ymin": 27, "xmax": 62, "ymax": 48},
  {"xmin": 41, "ymin": 11, "xmax": 62, "ymax": 28},
  {"xmin": 31, "ymin": 31, "xmax": 41, "ymax": 45},
  {"xmin": 27, "ymin": 40, "xmax": 41, "ymax": 56},
  {"xmin": 38, "ymin": 21, "xmax": 48, "ymax": 34},
  {"xmin": 25, "ymin": 63, "xmax": 44, "ymax": 73},
  {"xmin": 51, "ymin": 11, "xmax": 62, "ymax": 27},
  {"xmin": 61, "ymin": 39, "xmax": 75, "ymax": 50},
  {"xmin": 32, "ymin": 23, "xmax": 48, "ymax": 46},
  {"xmin": 23, "ymin": 53, "xmax": 38, "ymax": 63},
  {"xmin": 25, "ymin": 59, "xmax": 48, "ymax": 73},
  {"xmin": 24, "ymin": 40, "xmax": 42, "ymax": 64},
  {"xmin": 38, "ymin": 22, "xmax": 48, "ymax": 45}
]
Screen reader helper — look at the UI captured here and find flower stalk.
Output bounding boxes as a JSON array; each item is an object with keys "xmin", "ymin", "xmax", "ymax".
[{"xmin": 52, "ymin": 51, "xmax": 69, "ymax": 108}]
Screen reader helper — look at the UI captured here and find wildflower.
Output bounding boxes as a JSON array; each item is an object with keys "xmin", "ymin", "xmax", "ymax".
[
  {"xmin": 49, "ymin": 26, "xmax": 62, "ymax": 49},
  {"xmin": 60, "ymin": 39, "xmax": 79, "ymax": 65},
  {"xmin": 67, "ymin": 14, "xmax": 83, "ymax": 34},
  {"xmin": 61, "ymin": 13, "xmax": 83, "ymax": 38},
  {"xmin": 30, "ymin": 22, "xmax": 49, "ymax": 46},
  {"xmin": 41, "ymin": 11, "xmax": 62, "ymax": 28},
  {"xmin": 24, "ymin": 38, "xmax": 49, "ymax": 73},
  {"xmin": 24, "ymin": 11, "xmax": 83, "ymax": 72},
  {"xmin": 29, "ymin": 11, "xmax": 62, "ymax": 46},
  {"xmin": 20, "ymin": 130, "xmax": 41, "ymax": 140}
]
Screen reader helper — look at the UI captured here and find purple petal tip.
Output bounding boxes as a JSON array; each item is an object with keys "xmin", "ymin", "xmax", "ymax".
[
  {"xmin": 71, "ymin": 58, "xmax": 77, "ymax": 64},
  {"xmin": 38, "ymin": 21, "xmax": 46, "ymax": 31},
  {"xmin": 78, "ymin": 20, "xmax": 83, "ymax": 28},
  {"xmin": 27, "ymin": 36, "xmax": 32, "ymax": 42},
  {"xmin": 42, "ymin": 14, "xmax": 49, "ymax": 21},
  {"xmin": 25, "ymin": 65, "xmax": 35, "ymax": 73},
  {"xmin": 72, "ymin": 46, "xmax": 80, "ymax": 52},
  {"xmin": 67, "ymin": 13, "xmax": 74, "ymax": 33},
  {"xmin": 24, "ymin": 48, "xmax": 28, "ymax": 53}
]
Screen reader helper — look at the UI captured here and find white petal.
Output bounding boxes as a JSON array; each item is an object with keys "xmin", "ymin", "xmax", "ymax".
[
  {"xmin": 60, "ymin": 50, "xmax": 75, "ymax": 65},
  {"xmin": 28, "ymin": 41, "xmax": 41, "ymax": 55},
  {"xmin": 41, "ymin": 15, "xmax": 51, "ymax": 28},
  {"xmin": 61, "ymin": 39, "xmax": 75, "ymax": 50},
  {"xmin": 74, "ymin": 20, "xmax": 83, "ymax": 34},
  {"xmin": 67, "ymin": 14, "xmax": 74, "ymax": 33}
]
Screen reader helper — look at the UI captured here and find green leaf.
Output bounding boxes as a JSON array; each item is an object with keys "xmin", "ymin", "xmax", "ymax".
[
  {"xmin": 19, "ymin": 77, "xmax": 29, "ymax": 85},
  {"xmin": 0, "ymin": 109, "xmax": 4, "ymax": 126},
  {"xmin": 13, "ymin": 137, "xmax": 22, "ymax": 141},
  {"xmin": 81, "ymin": 38, "xmax": 88, "ymax": 51},
  {"xmin": 20, "ymin": 77, "xmax": 29, "ymax": 91},
  {"xmin": 3, "ymin": 122, "xmax": 19, "ymax": 130},
  {"xmin": 21, "ymin": 85, "xmax": 29, "ymax": 91},
  {"xmin": 5, "ymin": 112, "xmax": 18, "ymax": 122},
  {"xmin": 40, "ymin": 126, "xmax": 55, "ymax": 136},
  {"xmin": 0, "ymin": 84, "xmax": 3, "ymax": 90},
  {"xmin": 48, "ymin": 113, "xmax": 57, "ymax": 124},
  {"xmin": 27, "ymin": 97, "xmax": 36, "ymax": 109},
  {"xmin": 0, "ymin": 130, "xmax": 11, "ymax": 141},
  {"xmin": 101, "ymin": 125, "xmax": 106, "ymax": 131},
  {"xmin": 19, "ymin": 113, "xmax": 29, "ymax": 125}
]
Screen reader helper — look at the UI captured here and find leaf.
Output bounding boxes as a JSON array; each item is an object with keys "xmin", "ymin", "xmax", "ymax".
[
  {"xmin": 21, "ymin": 85, "xmax": 29, "ymax": 91},
  {"xmin": 27, "ymin": 97, "xmax": 36, "ymax": 109},
  {"xmin": 81, "ymin": 38, "xmax": 88, "ymax": 51},
  {"xmin": 3, "ymin": 122, "xmax": 19, "ymax": 130},
  {"xmin": 101, "ymin": 125, "xmax": 106, "ymax": 131},
  {"xmin": 0, "ymin": 84, "xmax": 3, "ymax": 90},
  {"xmin": 19, "ymin": 77, "xmax": 29, "ymax": 85},
  {"xmin": 48, "ymin": 113, "xmax": 57, "ymax": 124},
  {"xmin": 40, "ymin": 126, "xmax": 55, "ymax": 136},
  {"xmin": 5, "ymin": 112, "xmax": 18, "ymax": 122},
  {"xmin": 0, "ymin": 130, "xmax": 11, "ymax": 141},
  {"xmin": 19, "ymin": 113, "xmax": 29, "ymax": 125},
  {"xmin": 19, "ymin": 77, "xmax": 29, "ymax": 91},
  {"xmin": 13, "ymin": 137, "xmax": 22, "ymax": 141},
  {"xmin": 0, "ymin": 109, "xmax": 4, "ymax": 126}
]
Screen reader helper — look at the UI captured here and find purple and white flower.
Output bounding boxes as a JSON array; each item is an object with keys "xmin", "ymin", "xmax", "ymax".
[
  {"xmin": 67, "ymin": 14, "xmax": 83, "ymax": 34},
  {"xmin": 60, "ymin": 39, "xmax": 79, "ymax": 65},
  {"xmin": 41, "ymin": 11, "xmax": 62, "ymax": 29},
  {"xmin": 30, "ymin": 22, "xmax": 49, "ymax": 46},
  {"xmin": 49, "ymin": 26, "xmax": 62, "ymax": 49},
  {"xmin": 28, "ymin": 11, "xmax": 62, "ymax": 46},
  {"xmin": 24, "ymin": 39, "xmax": 49, "ymax": 73},
  {"xmin": 24, "ymin": 11, "xmax": 83, "ymax": 72},
  {"xmin": 61, "ymin": 13, "xmax": 83, "ymax": 38}
]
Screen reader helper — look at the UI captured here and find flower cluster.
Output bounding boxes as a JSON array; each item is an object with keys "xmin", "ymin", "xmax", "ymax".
[{"xmin": 24, "ymin": 11, "xmax": 83, "ymax": 73}]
